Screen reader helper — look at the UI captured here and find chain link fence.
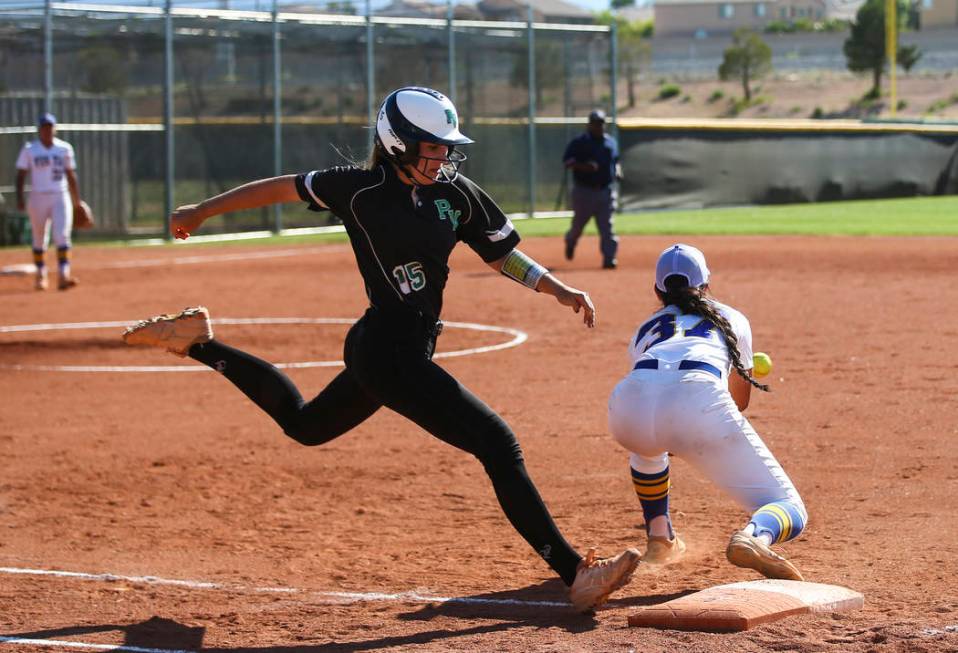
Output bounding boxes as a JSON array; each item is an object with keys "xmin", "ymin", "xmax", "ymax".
[{"xmin": 0, "ymin": 1, "xmax": 615, "ymax": 237}]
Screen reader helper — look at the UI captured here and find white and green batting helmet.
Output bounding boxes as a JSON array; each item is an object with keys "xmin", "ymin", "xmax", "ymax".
[{"xmin": 375, "ymin": 87, "xmax": 473, "ymax": 168}]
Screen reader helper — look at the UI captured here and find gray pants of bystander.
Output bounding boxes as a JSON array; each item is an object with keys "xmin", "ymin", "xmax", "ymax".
[{"xmin": 565, "ymin": 185, "xmax": 618, "ymax": 266}]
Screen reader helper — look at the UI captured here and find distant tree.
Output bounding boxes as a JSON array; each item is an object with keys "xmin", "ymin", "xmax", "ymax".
[
  {"xmin": 78, "ymin": 45, "xmax": 129, "ymax": 94},
  {"xmin": 718, "ymin": 28, "xmax": 771, "ymax": 102},
  {"xmin": 610, "ymin": 0, "xmax": 635, "ymax": 8},
  {"xmin": 843, "ymin": 0, "xmax": 919, "ymax": 96},
  {"xmin": 510, "ymin": 40, "xmax": 564, "ymax": 110},
  {"xmin": 906, "ymin": 0, "xmax": 921, "ymax": 29},
  {"xmin": 898, "ymin": 43, "xmax": 922, "ymax": 72},
  {"xmin": 597, "ymin": 11, "xmax": 651, "ymax": 108},
  {"xmin": 326, "ymin": 1, "xmax": 357, "ymax": 14}
]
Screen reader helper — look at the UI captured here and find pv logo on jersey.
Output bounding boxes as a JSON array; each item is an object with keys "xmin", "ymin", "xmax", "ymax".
[{"xmin": 434, "ymin": 199, "xmax": 461, "ymax": 230}]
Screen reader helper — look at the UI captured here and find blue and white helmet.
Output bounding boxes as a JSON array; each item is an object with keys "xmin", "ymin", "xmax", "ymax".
[{"xmin": 375, "ymin": 87, "xmax": 472, "ymax": 181}]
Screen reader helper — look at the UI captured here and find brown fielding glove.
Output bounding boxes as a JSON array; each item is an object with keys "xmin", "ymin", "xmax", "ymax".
[{"xmin": 74, "ymin": 200, "xmax": 94, "ymax": 229}]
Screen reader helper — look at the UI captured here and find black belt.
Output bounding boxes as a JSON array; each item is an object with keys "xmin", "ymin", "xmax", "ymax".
[{"xmin": 633, "ymin": 358, "xmax": 722, "ymax": 379}]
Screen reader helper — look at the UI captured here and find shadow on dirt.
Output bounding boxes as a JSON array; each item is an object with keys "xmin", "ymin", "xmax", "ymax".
[{"xmin": 5, "ymin": 583, "xmax": 696, "ymax": 651}]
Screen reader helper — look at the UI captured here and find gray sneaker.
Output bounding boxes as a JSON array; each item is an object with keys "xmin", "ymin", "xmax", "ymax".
[
  {"xmin": 569, "ymin": 547, "xmax": 641, "ymax": 613},
  {"xmin": 123, "ymin": 306, "xmax": 213, "ymax": 357}
]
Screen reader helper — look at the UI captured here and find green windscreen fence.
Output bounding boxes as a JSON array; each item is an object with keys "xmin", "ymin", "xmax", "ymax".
[{"xmin": 618, "ymin": 120, "xmax": 958, "ymax": 211}]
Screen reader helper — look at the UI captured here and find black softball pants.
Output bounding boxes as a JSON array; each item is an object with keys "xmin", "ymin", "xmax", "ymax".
[{"xmin": 189, "ymin": 310, "xmax": 583, "ymax": 585}]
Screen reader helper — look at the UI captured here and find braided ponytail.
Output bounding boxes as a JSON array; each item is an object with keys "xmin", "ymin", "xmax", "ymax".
[{"xmin": 658, "ymin": 277, "xmax": 769, "ymax": 392}]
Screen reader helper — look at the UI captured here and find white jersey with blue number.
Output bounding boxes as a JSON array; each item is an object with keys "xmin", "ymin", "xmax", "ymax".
[
  {"xmin": 15, "ymin": 138, "xmax": 75, "ymax": 193},
  {"xmin": 628, "ymin": 301, "xmax": 753, "ymax": 378}
]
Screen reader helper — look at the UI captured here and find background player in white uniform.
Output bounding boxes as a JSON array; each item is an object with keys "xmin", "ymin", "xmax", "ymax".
[
  {"xmin": 15, "ymin": 113, "xmax": 81, "ymax": 290},
  {"xmin": 607, "ymin": 244, "xmax": 808, "ymax": 580}
]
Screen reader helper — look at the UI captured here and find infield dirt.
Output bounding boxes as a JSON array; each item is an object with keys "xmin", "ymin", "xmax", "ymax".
[{"xmin": 1, "ymin": 234, "xmax": 956, "ymax": 652}]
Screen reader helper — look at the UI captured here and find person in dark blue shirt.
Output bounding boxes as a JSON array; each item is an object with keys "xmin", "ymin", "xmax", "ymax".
[{"xmin": 561, "ymin": 110, "xmax": 622, "ymax": 269}]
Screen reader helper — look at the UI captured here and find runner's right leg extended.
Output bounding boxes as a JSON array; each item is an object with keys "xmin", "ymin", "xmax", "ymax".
[{"xmin": 190, "ymin": 340, "xmax": 382, "ymax": 445}]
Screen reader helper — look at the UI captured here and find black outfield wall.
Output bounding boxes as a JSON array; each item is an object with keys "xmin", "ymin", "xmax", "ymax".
[{"xmin": 618, "ymin": 119, "xmax": 958, "ymax": 210}]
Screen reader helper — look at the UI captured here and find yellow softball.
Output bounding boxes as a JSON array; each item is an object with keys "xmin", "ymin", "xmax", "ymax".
[{"xmin": 752, "ymin": 352, "xmax": 772, "ymax": 378}]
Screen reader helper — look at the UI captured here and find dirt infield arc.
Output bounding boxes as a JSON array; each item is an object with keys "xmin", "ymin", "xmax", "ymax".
[{"xmin": 1, "ymin": 235, "xmax": 957, "ymax": 652}]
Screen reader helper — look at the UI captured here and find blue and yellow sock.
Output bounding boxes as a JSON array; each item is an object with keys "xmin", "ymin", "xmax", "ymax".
[
  {"xmin": 57, "ymin": 246, "xmax": 71, "ymax": 278},
  {"xmin": 33, "ymin": 249, "xmax": 45, "ymax": 273},
  {"xmin": 749, "ymin": 500, "xmax": 807, "ymax": 544},
  {"xmin": 631, "ymin": 465, "xmax": 672, "ymax": 537}
]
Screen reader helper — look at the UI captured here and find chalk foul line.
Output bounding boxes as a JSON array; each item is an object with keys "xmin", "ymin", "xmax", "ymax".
[
  {"xmin": 0, "ymin": 637, "xmax": 193, "ymax": 653},
  {"xmin": 0, "ymin": 565, "xmax": 568, "ymax": 609}
]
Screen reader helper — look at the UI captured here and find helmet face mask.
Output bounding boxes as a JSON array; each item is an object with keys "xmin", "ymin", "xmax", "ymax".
[
  {"xmin": 375, "ymin": 87, "xmax": 472, "ymax": 183},
  {"xmin": 410, "ymin": 145, "xmax": 467, "ymax": 183}
]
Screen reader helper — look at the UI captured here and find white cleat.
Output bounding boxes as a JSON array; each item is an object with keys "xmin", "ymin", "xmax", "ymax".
[
  {"xmin": 122, "ymin": 306, "xmax": 213, "ymax": 357},
  {"xmin": 569, "ymin": 547, "xmax": 641, "ymax": 613}
]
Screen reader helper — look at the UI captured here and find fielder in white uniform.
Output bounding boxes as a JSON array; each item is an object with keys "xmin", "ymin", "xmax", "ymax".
[
  {"xmin": 15, "ymin": 113, "xmax": 81, "ymax": 291},
  {"xmin": 607, "ymin": 244, "xmax": 808, "ymax": 581}
]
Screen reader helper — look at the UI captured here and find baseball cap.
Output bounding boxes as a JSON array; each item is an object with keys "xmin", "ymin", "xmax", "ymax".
[
  {"xmin": 655, "ymin": 243, "xmax": 710, "ymax": 291},
  {"xmin": 588, "ymin": 109, "xmax": 606, "ymax": 123},
  {"xmin": 38, "ymin": 112, "xmax": 57, "ymax": 126}
]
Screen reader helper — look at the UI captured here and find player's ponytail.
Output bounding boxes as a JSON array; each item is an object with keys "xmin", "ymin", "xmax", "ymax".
[
  {"xmin": 366, "ymin": 143, "xmax": 388, "ymax": 170},
  {"xmin": 657, "ymin": 276, "xmax": 769, "ymax": 392}
]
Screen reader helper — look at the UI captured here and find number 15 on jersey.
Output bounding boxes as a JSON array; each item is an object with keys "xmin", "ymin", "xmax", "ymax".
[{"xmin": 393, "ymin": 261, "xmax": 426, "ymax": 295}]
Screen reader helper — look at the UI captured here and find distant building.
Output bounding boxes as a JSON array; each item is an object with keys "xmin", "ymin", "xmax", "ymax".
[
  {"xmin": 282, "ymin": 2, "xmax": 359, "ymax": 15},
  {"xmin": 773, "ymin": 0, "xmax": 828, "ymax": 21},
  {"xmin": 654, "ymin": 0, "xmax": 831, "ymax": 36},
  {"xmin": 376, "ymin": 0, "xmax": 482, "ymax": 19},
  {"xmin": 919, "ymin": 0, "xmax": 958, "ymax": 27},
  {"xmin": 477, "ymin": 0, "xmax": 595, "ymax": 23},
  {"xmin": 284, "ymin": 0, "xmax": 592, "ymax": 22},
  {"xmin": 821, "ymin": 0, "xmax": 862, "ymax": 22},
  {"xmin": 616, "ymin": 3, "xmax": 654, "ymax": 23}
]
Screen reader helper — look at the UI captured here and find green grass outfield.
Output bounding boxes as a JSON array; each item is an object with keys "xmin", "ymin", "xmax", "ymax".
[
  {"xmin": 521, "ymin": 196, "xmax": 958, "ymax": 238},
  {"xmin": 57, "ymin": 195, "xmax": 958, "ymax": 248}
]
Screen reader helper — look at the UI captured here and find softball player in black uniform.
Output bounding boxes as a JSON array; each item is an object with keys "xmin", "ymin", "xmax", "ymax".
[{"xmin": 124, "ymin": 87, "xmax": 639, "ymax": 612}]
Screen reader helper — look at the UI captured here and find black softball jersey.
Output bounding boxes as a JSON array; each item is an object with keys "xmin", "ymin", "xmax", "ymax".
[
  {"xmin": 189, "ymin": 163, "xmax": 584, "ymax": 585},
  {"xmin": 295, "ymin": 164, "xmax": 521, "ymax": 323}
]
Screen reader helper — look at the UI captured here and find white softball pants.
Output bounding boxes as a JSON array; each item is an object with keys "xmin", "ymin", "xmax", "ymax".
[
  {"xmin": 28, "ymin": 191, "xmax": 73, "ymax": 251},
  {"xmin": 608, "ymin": 368, "xmax": 806, "ymax": 518}
]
